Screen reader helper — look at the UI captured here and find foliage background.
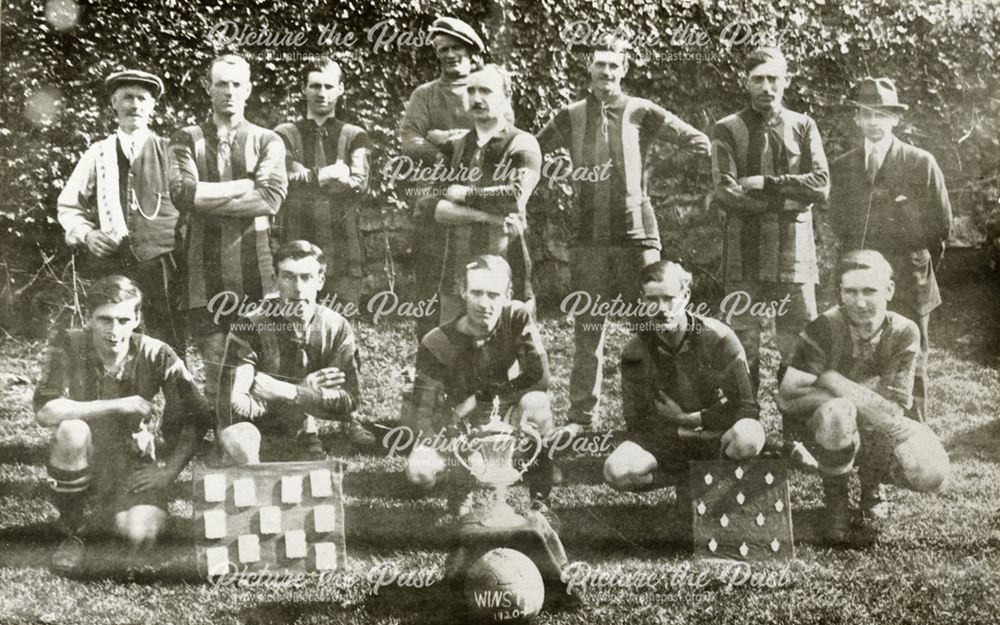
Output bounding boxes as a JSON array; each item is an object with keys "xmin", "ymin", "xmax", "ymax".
[{"xmin": 1, "ymin": 0, "xmax": 998, "ymax": 329}]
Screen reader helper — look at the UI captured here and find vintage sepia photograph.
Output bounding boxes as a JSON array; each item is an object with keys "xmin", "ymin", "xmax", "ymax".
[{"xmin": 1, "ymin": 0, "xmax": 998, "ymax": 623}]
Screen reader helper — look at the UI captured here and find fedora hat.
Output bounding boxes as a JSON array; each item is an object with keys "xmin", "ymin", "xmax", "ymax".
[{"xmin": 851, "ymin": 76, "xmax": 908, "ymax": 112}]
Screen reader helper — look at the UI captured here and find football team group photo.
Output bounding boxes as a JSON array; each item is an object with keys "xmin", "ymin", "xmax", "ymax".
[{"xmin": 1, "ymin": 1, "xmax": 998, "ymax": 623}]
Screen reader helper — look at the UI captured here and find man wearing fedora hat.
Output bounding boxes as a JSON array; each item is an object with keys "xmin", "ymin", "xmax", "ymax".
[
  {"xmin": 58, "ymin": 69, "xmax": 182, "ymax": 348},
  {"xmin": 399, "ymin": 16, "xmax": 485, "ymax": 342},
  {"xmin": 829, "ymin": 77, "xmax": 952, "ymax": 426}
]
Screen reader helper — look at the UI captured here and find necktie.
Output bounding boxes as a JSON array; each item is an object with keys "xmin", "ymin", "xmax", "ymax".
[
  {"xmin": 866, "ymin": 148, "xmax": 879, "ymax": 184},
  {"xmin": 316, "ymin": 126, "xmax": 328, "ymax": 167},
  {"xmin": 218, "ymin": 130, "xmax": 233, "ymax": 181}
]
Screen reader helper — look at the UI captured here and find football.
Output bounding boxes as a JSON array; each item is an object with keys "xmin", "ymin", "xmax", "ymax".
[{"xmin": 464, "ymin": 548, "xmax": 545, "ymax": 623}]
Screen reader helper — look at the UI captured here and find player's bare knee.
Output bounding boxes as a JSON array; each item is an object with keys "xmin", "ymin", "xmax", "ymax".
[
  {"xmin": 722, "ymin": 419, "xmax": 766, "ymax": 460},
  {"xmin": 219, "ymin": 422, "xmax": 261, "ymax": 465},
  {"xmin": 809, "ymin": 398, "xmax": 858, "ymax": 450},
  {"xmin": 405, "ymin": 445, "xmax": 446, "ymax": 491},
  {"xmin": 116, "ymin": 506, "xmax": 166, "ymax": 548},
  {"xmin": 895, "ymin": 426, "xmax": 950, "ymax": 493},
  {"xmin": 604, "ymin": 442, "xmax": 655, "ymax": 491},
  {"xmin": 50, "ymin": 420, "xmax": 91, "ymax": 467},
  {"xmin": 54, "ymin": 419, "xmax": 91, "ymax": 452},
  {"xmin": 519, "ymin": 392, "xmax": 553, "ymax": 435}
]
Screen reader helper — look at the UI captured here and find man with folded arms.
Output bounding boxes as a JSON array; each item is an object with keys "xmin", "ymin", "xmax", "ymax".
[
  {"xmin": 428, "ymin": 63, "xmax": 541, "ymax": 324},
  {"xmin": 603, "ymin": 260, "xmax": 764, "ymax": 539},
  {"xmin": 217, "ymin": 240, "xmax": 375, "ymax": 463},
  {"xmin": 275, "ymin": 56, "xmax": 369, "ymax": 308},
  {"xmin": 169, "ymin": 54, "xmax": 288, "ymax": 418}
]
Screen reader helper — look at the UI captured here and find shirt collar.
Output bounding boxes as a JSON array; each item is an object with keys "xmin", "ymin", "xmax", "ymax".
[
  {"xmin": 864, "ymin": 135, "xmax": 893, "ymax": 160},
  {"xmin": 116, "ymin": 128, "xmax": 150, "ymax": 154}
]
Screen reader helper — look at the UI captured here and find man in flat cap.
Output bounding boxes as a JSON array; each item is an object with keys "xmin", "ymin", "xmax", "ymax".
[
  {"xmin": 829, "ymin": 77, "xmax": 952, "ymax": 425},
  {"xmin": 169, "ymin": 54, "xmax": 288, "ymax": 422},
  {"xmin": 58, "ymin": 69, "xmax": 182, "ymax": 348},
  {"xmin": 711, "ymin": 47, "xmax": 829, "ymax": 393},
  {"xmin": 537, "ymin": 35, "xmax": 711, "ymax": 440},
  {"xmin": 398, "ymin": 16, "xmax": 485, "ymax": 342},
  {"xmin": 274, "ymin": 56, "xmax": 369, "ymax": 309}
]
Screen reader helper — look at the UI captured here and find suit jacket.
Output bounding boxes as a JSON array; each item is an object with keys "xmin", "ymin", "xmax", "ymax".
[{"xmin": 829, "ymin": 137, "xmax": 952, "ymax": 314}]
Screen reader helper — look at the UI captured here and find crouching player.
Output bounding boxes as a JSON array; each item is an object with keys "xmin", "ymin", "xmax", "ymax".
[
  {"xmin": 34, "ymin": 276, "xmax": 210, "ymax": 572},
  {"xmin": 603, "ymin": 261, "xmax": 766, "ymax": 538},
  {"xmin": 217, "ymin": 240, "xmax": 375, "ymax": 464},
  {"xmin": 402, "ymin": 255, "xmax": 558, "ymax": 514},
  {"xmin": 778, "ymin": 250, "xmax": 949, "ymax": 544}
]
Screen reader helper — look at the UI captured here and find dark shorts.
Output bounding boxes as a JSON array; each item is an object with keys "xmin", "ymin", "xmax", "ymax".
[
  {"xmin": 628, "ymin": 434, "xmax": 723, "ymax": 484},
  {"xmin": 90, "ymin": 445, "xmax": 168, "ymax": 517}
]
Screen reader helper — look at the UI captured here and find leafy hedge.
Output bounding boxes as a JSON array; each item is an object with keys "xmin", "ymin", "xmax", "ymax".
[{"xmin": 1, "ymin": 0, "xmax": 997, "ymax": 314}]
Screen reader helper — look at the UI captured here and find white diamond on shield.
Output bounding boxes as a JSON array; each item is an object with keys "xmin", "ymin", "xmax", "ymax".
[
  {"xmin": 739, "ymin": 543, "xmax": 749, "ymax": 557},
  {"xmin": 736, "ymin": 492, "xmax": 745, "ymax": 505},
  {"xmin": 704, "ymin": 473, "xmax": 713, "ymax": 485},
  {"xmin": 775, "ymin": 500, "xmax": 784, "ymax": 512},
  {"xmin": 697, "ymin": 502, "xmax": 706, "ymax": 515},
  {"xmin": 734, "ymin": 467, "xmax": 744, "ymax": 479},
  {"xmin": 708, "ymin": 539, "xmax": 718, "ymax": 552},
  {"xmin": 765, "ymin": 472, "xmax": 774, "ymax": 485},
  {"xmin": 720, "ymin": 514, "xmax": 729, "ymax": 528},
  {"xmin": 771, "ymin": 538, "xmax": 781, "ymax": 552},
  {"xmin": 756, "ymin": 513, "xmax": 765, "ymax": 526}
]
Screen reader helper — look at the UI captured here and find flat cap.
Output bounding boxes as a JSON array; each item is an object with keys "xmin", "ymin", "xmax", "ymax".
[
  {"xmin": 428, "ymin": 16, "xmax": 484, "ymax": 53},
  {"xmin": 104, "ymin": 69, "xmax": 164, "ymax": 99}
]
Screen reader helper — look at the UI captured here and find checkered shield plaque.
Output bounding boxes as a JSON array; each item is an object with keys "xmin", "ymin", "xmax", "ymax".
[
  {"xmin": 689, "ymin": 459, "xmax": 794, "ymax": 561},
  {"xmin": 193, "ymin": 459, "xmax": 347, "ymax": 579}
]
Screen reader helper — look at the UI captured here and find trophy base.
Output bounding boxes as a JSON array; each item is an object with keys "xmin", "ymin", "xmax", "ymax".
[{"xmin": 445, "ymin": 502, "xmax": 569, "ymax": 594}]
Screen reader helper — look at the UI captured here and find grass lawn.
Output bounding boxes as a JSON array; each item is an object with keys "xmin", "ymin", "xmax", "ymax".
[{"xmin": 1, "ymin": 279, "xmax": 999, "ymax": 624}]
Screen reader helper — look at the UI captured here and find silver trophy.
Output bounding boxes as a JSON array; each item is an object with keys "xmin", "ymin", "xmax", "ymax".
[{"xmin": 453, "ymin": 396, "xmax": 541, "ymax": 527}]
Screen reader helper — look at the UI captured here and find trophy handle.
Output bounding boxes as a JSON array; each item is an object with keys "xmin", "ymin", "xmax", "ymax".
[
  {"xmin": 517, "ymin": 426, "xmax": 543, "ymax": 476},
  {"xmin": 452, "ymin": 433, "xmax": 475, "ymax": 473}
]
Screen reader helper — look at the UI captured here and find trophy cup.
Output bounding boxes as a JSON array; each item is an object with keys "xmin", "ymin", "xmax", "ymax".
[
  {"xmin": 453, "ymin": 396, "xmax": 541, "ymax": 527},
  {"xmin": 445, "ymin": 396, "xmax": 572, "ymax": 615}
]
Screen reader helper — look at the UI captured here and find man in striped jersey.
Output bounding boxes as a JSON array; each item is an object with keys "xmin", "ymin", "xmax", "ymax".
[
  {"xmin": 169, "ymin": 54, "xmax": 288, "ymax": 419},
  {"xmin": 34, "ymin": 276, "xmax": 210, "ymax": 572},
  {"xmin": 425, "ymin": 63, "xmax": 541, "ymax": 324},
  {"xmin": 217, "ymin": 240, "xmax": 375, "ymax": 461},
  {"xmin": 275, "ymin": 57, "xmax": 369, "ymax": 308},
  {"xmin": 536, "ymin": 36, "xmax": 711, "ymax": 439},
  {"xmin": 711, "ymin": 47, "xmax": 829, "ymax": 392},
  {"xmin": 399, "ymin": 16, "xmax": 484, "ymax": 341}
]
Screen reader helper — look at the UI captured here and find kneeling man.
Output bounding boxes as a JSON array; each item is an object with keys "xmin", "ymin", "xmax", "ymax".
[
  {"xmin": 34, "ymin": 276, "xmax": 210, "ymax": 572},
  {"xmin": 403, "ymin": 255, "xmax": 557, "ymax": 511},
  {"xmin": 218, "ymin": 240, "xmax": 375, "ymax": 464},
  {"xmin": 778, "ymin": 250, "xmax": 949, "ymax": 544},
  {"xmin": 603, "ymin": 261, "xmax": 765, "ymax": 531}
]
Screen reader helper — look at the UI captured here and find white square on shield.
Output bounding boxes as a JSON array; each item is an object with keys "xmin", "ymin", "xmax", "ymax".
[
  {"xmin": 203, "ymin": 473, "xmax": 226, "ymax": 502},
  {"xmin": 233, "ymin": 477, "xmax": 256, "ymax": 507},
  {"xmin": 314, "ymin": 504, "xmax": 337, "ymax": 532},
  {"xmin": 238, "ymin": 534, "xmax": 261, "ymax": 563},
  {"xmin": 204, "ymin": 510, "xmax": 226, "ymax": 539},
  {"xmin": 260, "ymin": 506, "xmax": 282, "ymax": 534},
  {"xmin": 285, "ymin": 530, "xmax": 307, "ymax": 559},
  {"xmin": 309, "ymin": 469, "xmax": 333, "ymax": 497},
  {"xmin": 314, "ymin": 542, "xmax": 337, "ymax": 570},
  {"xmin": 281, "ymin": 475, "xmax": 303, "ymax": 504},
  {"xmin": 205, "ymin": 546, "xmax": 229, "ymax": 576}
]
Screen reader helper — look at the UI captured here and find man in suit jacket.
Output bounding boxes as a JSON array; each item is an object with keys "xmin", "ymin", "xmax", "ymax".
[{"xmin": 829, "ymin": 77, "xmax": 952, "ymax": 424}]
